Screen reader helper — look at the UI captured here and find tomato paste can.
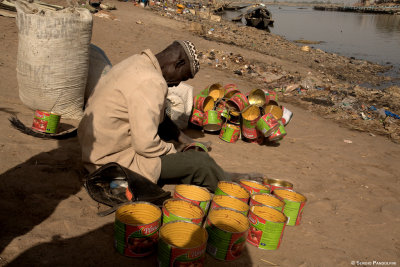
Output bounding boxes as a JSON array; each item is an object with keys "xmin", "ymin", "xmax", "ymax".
[
  {"xmin": 205, "ymin": 208, "xmax": 249, "ymax": 261},
  {"xmin": 263, "ymin": 178, "xmax": 293, "ymax": 192},
  {"xmin": 215, "ymin": 99, "xmax": 230, "ymax": 121},
  {"xmin": 174, "ymin": 184, "xmax": 212, "ymax": 214},
  {"xmin": 114, "ymin": 202, "xmax": 162, "ymax": 257},
  {"xmin": 250, "ymin": 193, "xmax": 285, "ymax": 212},
  {"xmin": 273, "ymin": 189, "xmax": 307, "ymax": 226},
  {"xmin": 214, "ymin": 181, "xmax": 250, "ymax": 203},
  {"xmin": 242, "ymin": 133, "xmax": 264, "ymax": 145},
  {"xmin": 228, "ymin": 92, "xmax": 249, "ymax": 112},
  {"xmin": 264, "ymin": 104, "xmax": 283, "ymax": 120},
  {"xmin": 201, "ymin": 83, "xmax": 225, "ymax": 101},
  {"xmin": 247, "ymin": 89, "xmax": 266, "ymax": 107},
  {"xmin": 262, "ymin": 89, "xmax": 279, "ymax": 104},
  {"xmin": 162, "ymin": 199, "xmax": 204, "ymax": 225},
  {"xmin": 241, "ymin": 105, "xmax": 261, "ymax": 139},
  {"xmin": 281, "ymin": 106, "xmax": 293, "ymax": 126},
  {"xmin": 158, "ymin": 220, "xmax": 208, "ymax": 267},
  {"xmin": 247, "ymin": 205, "xmax": 287, "ymax": 250},
  {"xmin": 32, "ymin": 110, "xmax": 61, "ymax": 134},
  {"xmin": 256, "ymin": 113, "xmax": 280, "ymax": 137},
  {"xmin": 203, "ymin": 110, "xmax": 222, "ymax": 132},
  {"xmin": 219, "ymin": 123, "xmax": 240, "ymax": 143},
  {"xmin": 190, "ymin": 108, "xmax": 204, "ymax": 127},
  {"xmin": 182, "ymin": 142, "xmax": 208, "ymax": 153},
  {"xmin": 210, "ymin": 195, "xmax": 250, "ymax": 216},
  {"xmin": 268, "ymin": 120, "xmax": 287, "ymax": 142},
  {"xmin": 194, "ymin": 95, "xmax": 214, "ymax": 112},
  {"xmin": 239, "ymin": 180, "xmax": 270, "ymax": 195},
  {"xmin": 224, "ymin": 84, "xmax": 240, "ymax": 99}
]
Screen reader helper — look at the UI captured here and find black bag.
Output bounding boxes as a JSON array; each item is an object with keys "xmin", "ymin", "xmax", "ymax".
[{"xmin": 84, "ymin": 162, "xmax": 171, "ymax": 216}]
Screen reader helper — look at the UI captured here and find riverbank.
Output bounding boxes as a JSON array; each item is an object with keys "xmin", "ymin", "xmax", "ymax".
[{"xmin": 152, "ymin": 2, "xmax": 400, "ymax": 142}]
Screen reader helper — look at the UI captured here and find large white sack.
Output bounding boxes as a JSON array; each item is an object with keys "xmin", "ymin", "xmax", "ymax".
[
  {"xmin": 166, "ymin": 82, "xmax": 194, "ymax": 130},
  {"xmin": 15, "ymin": 1, "xmax": 93, "ymax": 120}
]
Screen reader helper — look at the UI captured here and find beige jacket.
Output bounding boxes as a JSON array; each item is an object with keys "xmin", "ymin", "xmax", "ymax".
[{"xmin": 78, "ymin": 50, "xmax": 176, "ymax": 183}]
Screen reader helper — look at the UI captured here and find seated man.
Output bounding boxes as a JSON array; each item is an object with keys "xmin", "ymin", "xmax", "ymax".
[{"xmin": 78, "ymin": 40, "xmax": 258, "ymax": 193}]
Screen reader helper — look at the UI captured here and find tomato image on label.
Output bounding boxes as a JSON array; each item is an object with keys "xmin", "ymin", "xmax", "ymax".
[
  {"xmin": 127, "ymin": 234, "xmax": 157, "ymax": 255},
  {"xmin": 247, "ymin": 226, "xmax": 262, "ymax": 246}
]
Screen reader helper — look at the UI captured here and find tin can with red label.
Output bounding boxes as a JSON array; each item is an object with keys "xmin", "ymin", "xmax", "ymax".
[
  {"xmin": 241, "ymin": 105, "xmax": 261, "ymax": 139},
  {"xmin": 224, "ymin": 84, "xmax": 240, "ymax": 99},
  {"xmin": 190, "ymin": 108, "xmax": 204, "ymax": 127},
  {"xmin": 256, "ymin": 113, "xmax": 280, "ymax": 137},
  {"xmin": 114, "ymin": 202, "xmax": 162, "ymax": 257},
  {"xmin": 201, "ymin": 83, "xmax": 225, "ymax": 101},
  {"xmin": 205, "ymin": 208, "xmax": 249, "ymax": 261},
  {"xmin": 32, "ymin": 110, "xmax": 61, "ymax": 134},
  {"xmin": 263, "ymin": 178, "xmax": 294, "ymax": 192},
  {"xmin": 182, "ymin": 142, "xmax": 208, "ymax": 153},
  {"xmin": 219, "ymin": 123, "xmax": 240, "ymax": 143},
  {"xmin": 194, "ymin": 95, "xmax": 214, "ymax": 112},
  {"xmin": 268, "ymin": 120, "xmax": 287, "ymax": 142},
  {"xmin": 239, "ymin": 180, "xmax": 270, "ymax": 195},
  {"xmin": 247, "ymin": 205, "xmax": 287, "ymax": 250},
  {"xmin": 174, "ymin": 184, "xmax": 212, "ymax": 214},
  {"xmin": 158, "ymin": 220, "xmax": 208, "ymax": 267},
  {"xmin": 262, "ymin": 89, "xmax": 279, "ymax": 104},
  {"xmin": 247, "ymin": 89, "xmax": 266, "ymax": 107},
  {"xmin": 273, "ymin": 189, "xmax": 307, "ymax": 226},
  {"xmin": 228, "ymin": 92, "xmax": 249, "ymax": 112}
]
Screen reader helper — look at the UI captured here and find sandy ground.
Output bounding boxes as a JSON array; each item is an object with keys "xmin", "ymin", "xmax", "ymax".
[{"xmin": 0, "ymin": 2, "xmax": 399, "ymax": 266}]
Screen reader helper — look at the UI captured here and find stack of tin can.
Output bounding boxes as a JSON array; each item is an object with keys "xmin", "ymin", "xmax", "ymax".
[
  {"xmin": 113, "ymin": 177, "xmax": 307, "ymax": 265},
  {"xmin": 190, "ymin": 83, "xmax": 293, "ymax": 144}
]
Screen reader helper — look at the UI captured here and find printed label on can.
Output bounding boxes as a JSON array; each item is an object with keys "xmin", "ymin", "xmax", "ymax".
[
  {"xmin": 173, "ymin": 192, "xmax": 210, "ymax": 214},
  {"xmin": 158, "ymin": 235, "xmax": 206, "ymax": 267},
  {"xmin": 282, "ymin": 200, "xmax": 305, "ymax": 226},
  {"xmin": 205, "ymin": 218, "xmax": 246, "ymax": 261},
  {"xmin": 114, "ymin": 218, "xmax": 160, "ymax": 257},
  {"xmin": 190, "ymin": 109, "xmax": 204, "ymax": 126},
  {"xmin": 219, "ymin": 124, "xmax": 240, "ymax": 143},
  {"xmin": 162, "ymin": 206, "xmax": 203, "ymax": 226},
  {"xmin": 240, "ymin": 183, "xmax": 270, "ymax": 195},
  {"xmin": 247, "ymin": 211, "xmax": 285, "ymax": 250}
]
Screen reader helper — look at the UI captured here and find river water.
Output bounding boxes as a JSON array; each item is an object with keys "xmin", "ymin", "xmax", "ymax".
[{"xmin": 224, "ymin": 5, "xmax": 400, "ymax": 68}]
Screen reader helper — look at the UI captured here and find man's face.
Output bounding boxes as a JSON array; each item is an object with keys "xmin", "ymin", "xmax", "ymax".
[{"xmin": 160, "ymin": 44, "xmax": 193, "ymax": 87}]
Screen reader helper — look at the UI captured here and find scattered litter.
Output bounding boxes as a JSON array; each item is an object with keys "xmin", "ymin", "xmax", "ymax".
[{"xmin": 344, "ymin": 139, "xmax": 353, "ymax": 144}]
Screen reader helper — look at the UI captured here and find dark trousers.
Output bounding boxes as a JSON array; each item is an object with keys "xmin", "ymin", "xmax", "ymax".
[{"xmin": 159, "ymin": 150, "xmax": 229, "ymax": 192}]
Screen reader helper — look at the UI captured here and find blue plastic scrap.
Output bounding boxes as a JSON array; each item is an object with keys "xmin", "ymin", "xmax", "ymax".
[{"xmin": 370, "ymin": 106, "xmax": 400, "ymax": 119}]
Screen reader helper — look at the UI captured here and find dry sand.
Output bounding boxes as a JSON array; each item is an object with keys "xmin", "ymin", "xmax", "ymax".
[{"xmin": 0, "ymin": 2, "xmax": 399, "ymax": 266}]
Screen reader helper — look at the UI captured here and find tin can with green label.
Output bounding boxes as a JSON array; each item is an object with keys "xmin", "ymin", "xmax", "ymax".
[
  {"xmin": 247, "ymin": 205, "xmax": 287, "ymax": 250},
  {"xmin": 210, "ymin": 195, "xmax": 250, "ymax": 216},
  {"xmin": 162, "ymin": 199, "xmax": 204, "ymax": 226},
  {"xmin": 174, "ymin": 184, "xmax": 212, "ymax": 214},
  {"xmin": 182, "ymin": 142, "xmax": 208, "ymax": 153},
  {"xmin": 32, "ymin": 110, "xmax": 61, "ymax": 134},
  {"xmin": 256, "ymin": 113, "xmax": 280, "ymax": 137},
  {"xmin": 219, "ymin": 123, "xmax": 240, "ymax": 143},
  {"xmin": 158, "ymin": 220, "xmax": 208, "ymax": 267},
  {"xmin": 268, "ymin": 120, "xmax": 287, "ymax": 142},
  {"xmin": 203, "ymin": 110, "xmax": 222, "ymax": 132},
  {"xmin": 239, "ymin": 180, "xmax": 270, "ymax": 195},
  {"xmin": 114, "ymin": 202, "xmax": 162, "ymax": 257},
  {"xmin": 205, "ymin": 208, "xmax": 249, "ymax": 261},
  {"xmin": 273, "ymin": 189, "xmax": 307, "ymax": 226},
  {"xmin": 228, "ymin": 92, "xmax": 249, "ymax": 112},
  {"xmin": 250, "ymin": 193, "xmax": 285, "ymax": 212},
  {"xmin": 214, "ymin": 181, "xmax": 250, "ymax": 203}
]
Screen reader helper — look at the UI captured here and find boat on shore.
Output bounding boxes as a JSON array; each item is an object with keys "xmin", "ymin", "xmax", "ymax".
[{"xmin": 231, "ymin": 4, "xmax": 274, "ymax": 29}]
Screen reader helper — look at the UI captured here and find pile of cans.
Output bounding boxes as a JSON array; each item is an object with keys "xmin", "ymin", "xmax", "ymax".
[
  {"xmin": 113, "ymin": 178, "xmax": 307, "ymax": 266},
  {"xmin": 190, "ymin": 83, "xmax": 293, "ymax": 144}
]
